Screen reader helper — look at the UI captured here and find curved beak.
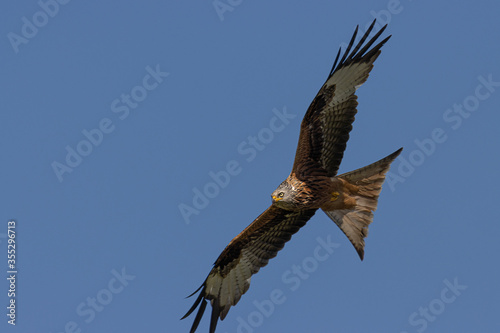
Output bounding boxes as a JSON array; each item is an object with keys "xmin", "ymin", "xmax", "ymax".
[{"xmin": 271, "ymin": 195, "xmax": 282, "ymax": 204}]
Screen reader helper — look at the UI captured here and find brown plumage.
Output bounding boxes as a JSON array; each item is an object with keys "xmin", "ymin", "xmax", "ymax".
[{"xmin": 182, "ymin": 19, "xmax": 402, "ymax": 333}]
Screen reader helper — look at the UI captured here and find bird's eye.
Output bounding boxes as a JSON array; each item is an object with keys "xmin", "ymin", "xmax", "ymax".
[{"xmin": 278, "ymin": 192, "xmax": 284, "ymax": 198}]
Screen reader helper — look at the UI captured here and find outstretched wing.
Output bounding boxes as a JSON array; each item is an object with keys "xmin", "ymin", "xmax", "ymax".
[
  {"xmin": 182, "ymin": 205, "xmax": 317, "ymax": 333},
  {"xmin": 292, "ymin": 20, "xmax": 391, "ymax": 179}
]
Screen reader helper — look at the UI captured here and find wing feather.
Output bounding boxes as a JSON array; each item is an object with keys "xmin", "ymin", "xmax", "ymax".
[
  {"xmin": 292, "ymin": 19, "xmax": 391, "ymax": 178},
  {"xmin": 182, "ymin": 205, "xmax": 316, "ymax": 332}
]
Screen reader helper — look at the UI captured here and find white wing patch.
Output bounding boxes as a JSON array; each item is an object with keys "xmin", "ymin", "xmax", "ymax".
[
  {"xmin": 204, "ymin": 247, "xmax": 260, "ymax": 320},
  {"xmin": 325, "ymin": 58, "xmax": 378, "ymax": 105}
]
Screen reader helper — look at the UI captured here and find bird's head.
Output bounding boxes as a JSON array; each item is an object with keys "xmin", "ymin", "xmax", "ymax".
[{"xmin": 271, "ymin": 180, "xmax": 298, "ymax": 209}]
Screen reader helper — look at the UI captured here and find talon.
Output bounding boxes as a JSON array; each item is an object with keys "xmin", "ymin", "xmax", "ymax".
[{"xmin": 331, "ymin": 191, "xmax": 339, "ymax": 201}]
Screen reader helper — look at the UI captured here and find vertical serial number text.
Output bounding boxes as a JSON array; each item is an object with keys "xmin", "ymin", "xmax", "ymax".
[{"xmin": 7, "ymin": 220, "xmax": 16, "ymax": 325}]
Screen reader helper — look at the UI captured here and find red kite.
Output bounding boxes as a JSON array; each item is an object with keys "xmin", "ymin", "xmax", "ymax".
[{"xmin": 183, "ymin": 20, "xmax": 401, "ymax": 333}]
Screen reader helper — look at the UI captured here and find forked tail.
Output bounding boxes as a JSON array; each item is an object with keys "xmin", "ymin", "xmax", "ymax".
[{"xmin": 322, "ymin": 148, "xmax": 402, "ymax": 260}]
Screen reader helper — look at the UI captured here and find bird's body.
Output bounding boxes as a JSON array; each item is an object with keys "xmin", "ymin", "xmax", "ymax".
[
  {"xmin": 182, "ymin": 20, "xmax": 402, "ymax": 333},
  {"xmin": 272, "ymin": 173, "xmax": 350, "ymax": 210}
]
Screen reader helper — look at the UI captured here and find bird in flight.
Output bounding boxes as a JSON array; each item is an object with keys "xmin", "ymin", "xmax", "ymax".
[{"xmin": 182, "ymin": 19, "xmax": 401, "ymax": 333}]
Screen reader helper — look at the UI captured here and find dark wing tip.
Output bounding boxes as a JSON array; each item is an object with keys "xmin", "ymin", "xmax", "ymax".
[
  {"xmin": 209, "ymin": 301, "xmax": 221, "ymax": 333},
  {"xmin": 181, "ymin": 288, "xmax": 205, "ymax": 320},
  {"xmin": 181, "ymin": 279, "xmax": 211, "ymax": 333},
  {"xmin": 190, "ymin": 299, "xmax": 208, "ymax": 333},
  {"xmin": 185, "ymin": 283, "xmax": 205, "ymax": 299},
  {"xmin": 385, "ymin": 147, "xmax": 403, "ymax": 163},
  {"xmin": 328, "ymin": 47, "xmax": 342, "ymax": 79},
  {"xmin": 328, "ymin": 19, "xmax": 391, "ymax": 80}
]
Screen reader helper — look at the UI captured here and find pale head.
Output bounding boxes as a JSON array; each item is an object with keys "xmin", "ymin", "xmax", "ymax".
[{"xmin": 271, "ymin": 180, "xmax": 298, "ymax": 210}]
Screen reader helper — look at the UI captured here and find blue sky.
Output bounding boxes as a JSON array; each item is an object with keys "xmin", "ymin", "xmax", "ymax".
[{"xmin": 1, "ymin": 1, "xmax": 499, "ymax": 332}]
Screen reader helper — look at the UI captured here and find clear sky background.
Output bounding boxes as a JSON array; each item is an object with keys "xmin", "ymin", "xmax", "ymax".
[{"xmin": 1, "ymin": 1, "xmax": 499, "ymax": 332}]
